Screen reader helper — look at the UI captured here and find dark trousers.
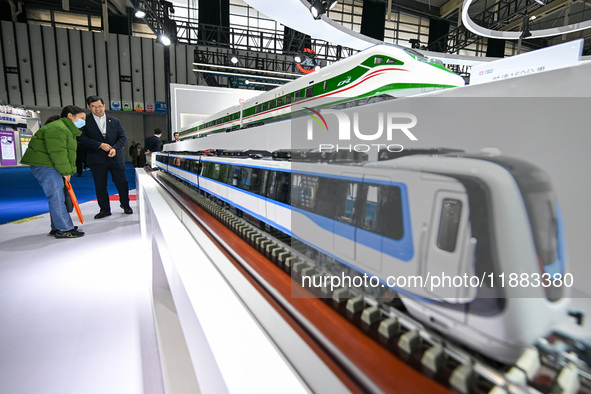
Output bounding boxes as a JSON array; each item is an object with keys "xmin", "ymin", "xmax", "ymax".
[
  {"xmin": 76, "ymin": 150, "xmax": 87, "ymax": 176},
  {"xmin": 89, "ymin": 160, "xmax": 130, "ymax": 212}
]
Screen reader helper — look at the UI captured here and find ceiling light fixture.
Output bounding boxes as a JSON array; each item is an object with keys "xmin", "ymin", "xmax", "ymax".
[
  {"xmin": 309, "ymin": 0, "xmax": 326, "ymax": 20},
  {"xmin": 326, "ymin": 0, "xmax": 338, "ymax": 10}
]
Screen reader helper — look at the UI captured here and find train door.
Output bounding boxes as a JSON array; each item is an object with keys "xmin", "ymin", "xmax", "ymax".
[
  {"xmin": 265, "ymin": 171, "xmax": 277, "ymax": 223},
  {"xmin": 256, "ymin": 170, "xmax": 268, "ymax": 218},
  {"xmin": 354, "ymin": 179, "xmax": 388, "ymax": 273},
  {"xmin": 333, "ymin": 175, "xmax": 359, "ymax": 262},
  {"xmin": 239, "ymin": 101, "xmax": 244, "ymax": 128},
  {"xmin": 424, "ymin": 191, "xmax": 472, "ymax": 302}
]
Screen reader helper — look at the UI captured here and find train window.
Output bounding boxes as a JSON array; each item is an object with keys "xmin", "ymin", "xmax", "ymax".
[
  {"xmin": 314, "ymin": 178, "xmax": 338, "ymax": 218},
  {"xmin": 285, "ymin": 94, "xmax": 291, "ymax": 104},
  {"xmin": 269, "ymin": 101, "xmax": 275, "ymax": 110},
  {"xmin": 262, "ymin": 103, "xmax": 267, "ymax": 111},
  {"xmin": 266, "ymin": 171, "xmax": 277, "ymax": 198},
  {"xmin": 235, "ymin": 166, "xmax": 262, "ymax": 192},
  {"xmin": 374, "ymin": 57, "xmax": 384, "ymax": 65},
  {"xmin": 386, "ymin": 58, "xmax": 399, "ymax": 64},
  {"xmin": 237, "ymin": 167, "xmax": 250, "ymax": 190},
  {"xmin": 202, "ymin": 162, "xmax": 213, "ymax": 178},
  {"xmin": 211, "ymin": 163, "xmax": 221, "ymax": 180},
  {"xmin": 291, "ymin": 174, "xmax": 319, "ymax": 211},
  {"xmin": 218, "ymin": 164, "xmax": 230, "ymax": 183},
  {"xmin": 305, "ymin": 87, "xmax": 314, "ymax": 98},
  {"xmin": 436, "ymin": 199, "xmax": 462, "ymax": 252},
  {"xmin": 361, "ymin": 186, "xmax": 379, "ymax": 232},
  {"xmin": 219, "ymin": 164, "xmax": 231, "ymax": 183},
  {"xmin": 323, "ymin": 81, "xmax": 327, "ymax": 91},
  {"xmin": 230, "ymin": 166, "xmax": 240, "ymax": 186},
  {"xmin": 294, "ymin": 91, "xmax": 301, "ymax": 101},
  {"xmin": 190, "ymin": 160, "xmax": 201, "ymax": 174},
  {"xmin": 255, "ymin": 105, "xmax": 260, "ymax": 113},
  {"xmin": 276, "ymin": 98, "xmax": 282, "ymax": 107},
  {"xmin": 359, "ymin": 184, "xmax": 403, "ymax": 240},
  {"xmin": 267, "ymin": 171, "xmax": 291, "ymax": 204},
  {"xmin": 257, "ymin": 170, "xmax": 269, "ymax": 196},
  {"xmin": 275, "ymin": 172, "xmax": 291, "ymax": 204},
  {"xmin": 251, "ymin": 168, "xmax": 265, "ymax": 193},
  {"xmin": 379, "ymin": 185, "xmax": 403, "ymax": 239},
  {"xmin": 335, "ymin": 181, "xmax": 359, "ymax": 224},
  {"xmin": 243, "ymin": 168, "xmax": 263, "ymax": 193}
]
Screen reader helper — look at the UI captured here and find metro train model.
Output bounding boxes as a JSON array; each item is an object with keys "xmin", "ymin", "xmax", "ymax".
[
  {"xmin": 180, "ymin": 44, "xmax": 465, "ymax": 140},
  {"xmin": 153, "ymin": 149, "xmax": 569, "ymax": 364}
]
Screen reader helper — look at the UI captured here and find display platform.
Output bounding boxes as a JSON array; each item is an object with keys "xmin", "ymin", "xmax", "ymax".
[{"xmin": 137, "ymin": 169, "xmax": 349, "ymax": 393}]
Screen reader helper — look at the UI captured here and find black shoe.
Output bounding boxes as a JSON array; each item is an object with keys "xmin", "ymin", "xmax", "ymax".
[
  {"xmin": 54, "ymin": 229, "xmax": 85, "ymax": 238},
  {"xmin": 121, "ymin": 206, "xmax": 133, "ymax": 214},
  {"xmin": 94, "ymin": 211, "xmax": 112, "ymax": 219},
  {"xmin": 49, "ymin": 226, "xmax": 78, "ymax": 236}
]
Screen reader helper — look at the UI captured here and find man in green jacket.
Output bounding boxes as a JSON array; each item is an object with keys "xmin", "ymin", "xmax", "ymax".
[{"xmin": 21, "ymin": 105, "xmax": 87, "ymax": 238}]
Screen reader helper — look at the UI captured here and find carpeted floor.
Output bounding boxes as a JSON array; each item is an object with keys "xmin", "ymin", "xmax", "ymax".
[{"xmin": 0, "ymin": 163, "xmax": 137, "ymax": 225}]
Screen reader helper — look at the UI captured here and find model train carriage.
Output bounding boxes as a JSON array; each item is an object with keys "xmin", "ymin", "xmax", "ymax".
[
  {"xmin": 154, "ymin": 151, "xmax": 568, "ymax": 363},
  {"xmin": 180, "ymin": 44, "xmax": 465, "ymax": 140}
]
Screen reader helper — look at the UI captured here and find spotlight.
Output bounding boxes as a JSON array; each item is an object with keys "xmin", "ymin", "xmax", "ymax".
[
  {"xmin": 294, "ymin": 54, "xmax": 302, "ymax": 63},
  {"xmin": 310, "ymin": 0, "xmax": 325, "ymax": 20},
  {"xmin": 533, "ymin": 0, "xmax": 546, "ymax": 5},
  {"xmin": 245, "ymin": 80, "xmax": 250, "ymax": 85},
  {"xmin": 134, "ymin": 10, "xmax": 146, "ymax": 18},
  {"xmin": 160, "ymin": 35, "xmax": 171, "ymax": 46},
  {"xmin": 169, "ymin": 6, "xmax": 175, "ymax": 14},
  {"xmin": 229, "ymin": 53, "xmax": 239, "ymax": 65},
  {"xmin": 326, "ymin": 0, "xmax": 338, "ymax": 10}
]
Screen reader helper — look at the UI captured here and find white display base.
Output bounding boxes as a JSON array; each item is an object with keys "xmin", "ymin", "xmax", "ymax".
[{"xmin": 136, "ymin": 169, "xmax": 348, "ymax": 394}]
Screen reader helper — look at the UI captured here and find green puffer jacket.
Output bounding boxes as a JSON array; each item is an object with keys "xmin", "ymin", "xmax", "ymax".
[{"xmin": 21, "ymin": 117, "xmax": 82, "ymax": 176}]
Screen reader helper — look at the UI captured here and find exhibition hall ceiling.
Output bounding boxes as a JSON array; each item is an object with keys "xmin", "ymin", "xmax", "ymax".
[{"xmin": 23, "ymin": 0, "xmax": 128, "ymax": 15}]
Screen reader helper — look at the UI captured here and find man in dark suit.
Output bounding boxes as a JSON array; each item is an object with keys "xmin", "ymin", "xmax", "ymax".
[
  {"xmin": 145, "ymin": 128, "xmax": 163, "ymax": 153},
  {"xmin": 78, "ymin": 96, "xmax": 133, "ymax": 219}
]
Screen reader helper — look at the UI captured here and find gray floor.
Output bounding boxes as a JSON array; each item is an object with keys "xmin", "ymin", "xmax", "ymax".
[{"xmin": 0, "ymin": 195, "xmax": 164, "ymax": 394}]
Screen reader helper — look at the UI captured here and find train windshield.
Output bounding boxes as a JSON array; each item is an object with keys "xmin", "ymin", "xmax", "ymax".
[
  {"xmin": 508, "ymin": 164, "xmax": 564, "ymax": 301},
  {"xmin": 404, "ymin": 48, "xmax": 427, "ymax": 61},
  {"xmin": 465, "ymin": 155, "xmax": 564, "ymax": 301}
]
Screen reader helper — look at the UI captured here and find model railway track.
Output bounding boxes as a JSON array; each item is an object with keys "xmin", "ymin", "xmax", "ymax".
[
  {"xmin": 151, "ymin": 169, "xmax": 591, "ymax": 394},
  {"xmin": 150, "ymin": 168, "xmax": 450, "ymax": 393}
]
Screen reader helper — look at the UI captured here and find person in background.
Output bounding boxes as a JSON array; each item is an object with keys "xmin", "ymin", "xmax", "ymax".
[
  {"xmin": 78, "ymin": 95, "xmax": 133, "ymax": 219},
  {"xmin": 132, "ymin": 143, "xmax": 145, "ymax": 167},
  {"xmin": 44, "ymin": 115, "xmax": 61, "ymax": 125},
  {"xmin": 20, "ymin": 105, "xmax": 87, "ymax": 239},
  {"xmin": 145, "ymin": 128, "xmax": 163, "ymax": 153},
  {"xmin": 128, "ymin": 140, "xmax": 136, "ymax": 158},
  {"xmin": 174, "ymin": 132, "xmax": 180, "ymax": 142}
]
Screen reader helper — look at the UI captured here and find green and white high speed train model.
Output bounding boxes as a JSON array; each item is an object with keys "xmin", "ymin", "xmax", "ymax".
[{"xmin": 180, "ymin": 44, "xmax": 465, "ymax": 140}]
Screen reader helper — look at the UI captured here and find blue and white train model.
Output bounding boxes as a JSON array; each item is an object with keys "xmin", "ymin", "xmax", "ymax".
[{"xmin": 152, "ymin": 148, "xmax": 569, "ymax": 364}]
